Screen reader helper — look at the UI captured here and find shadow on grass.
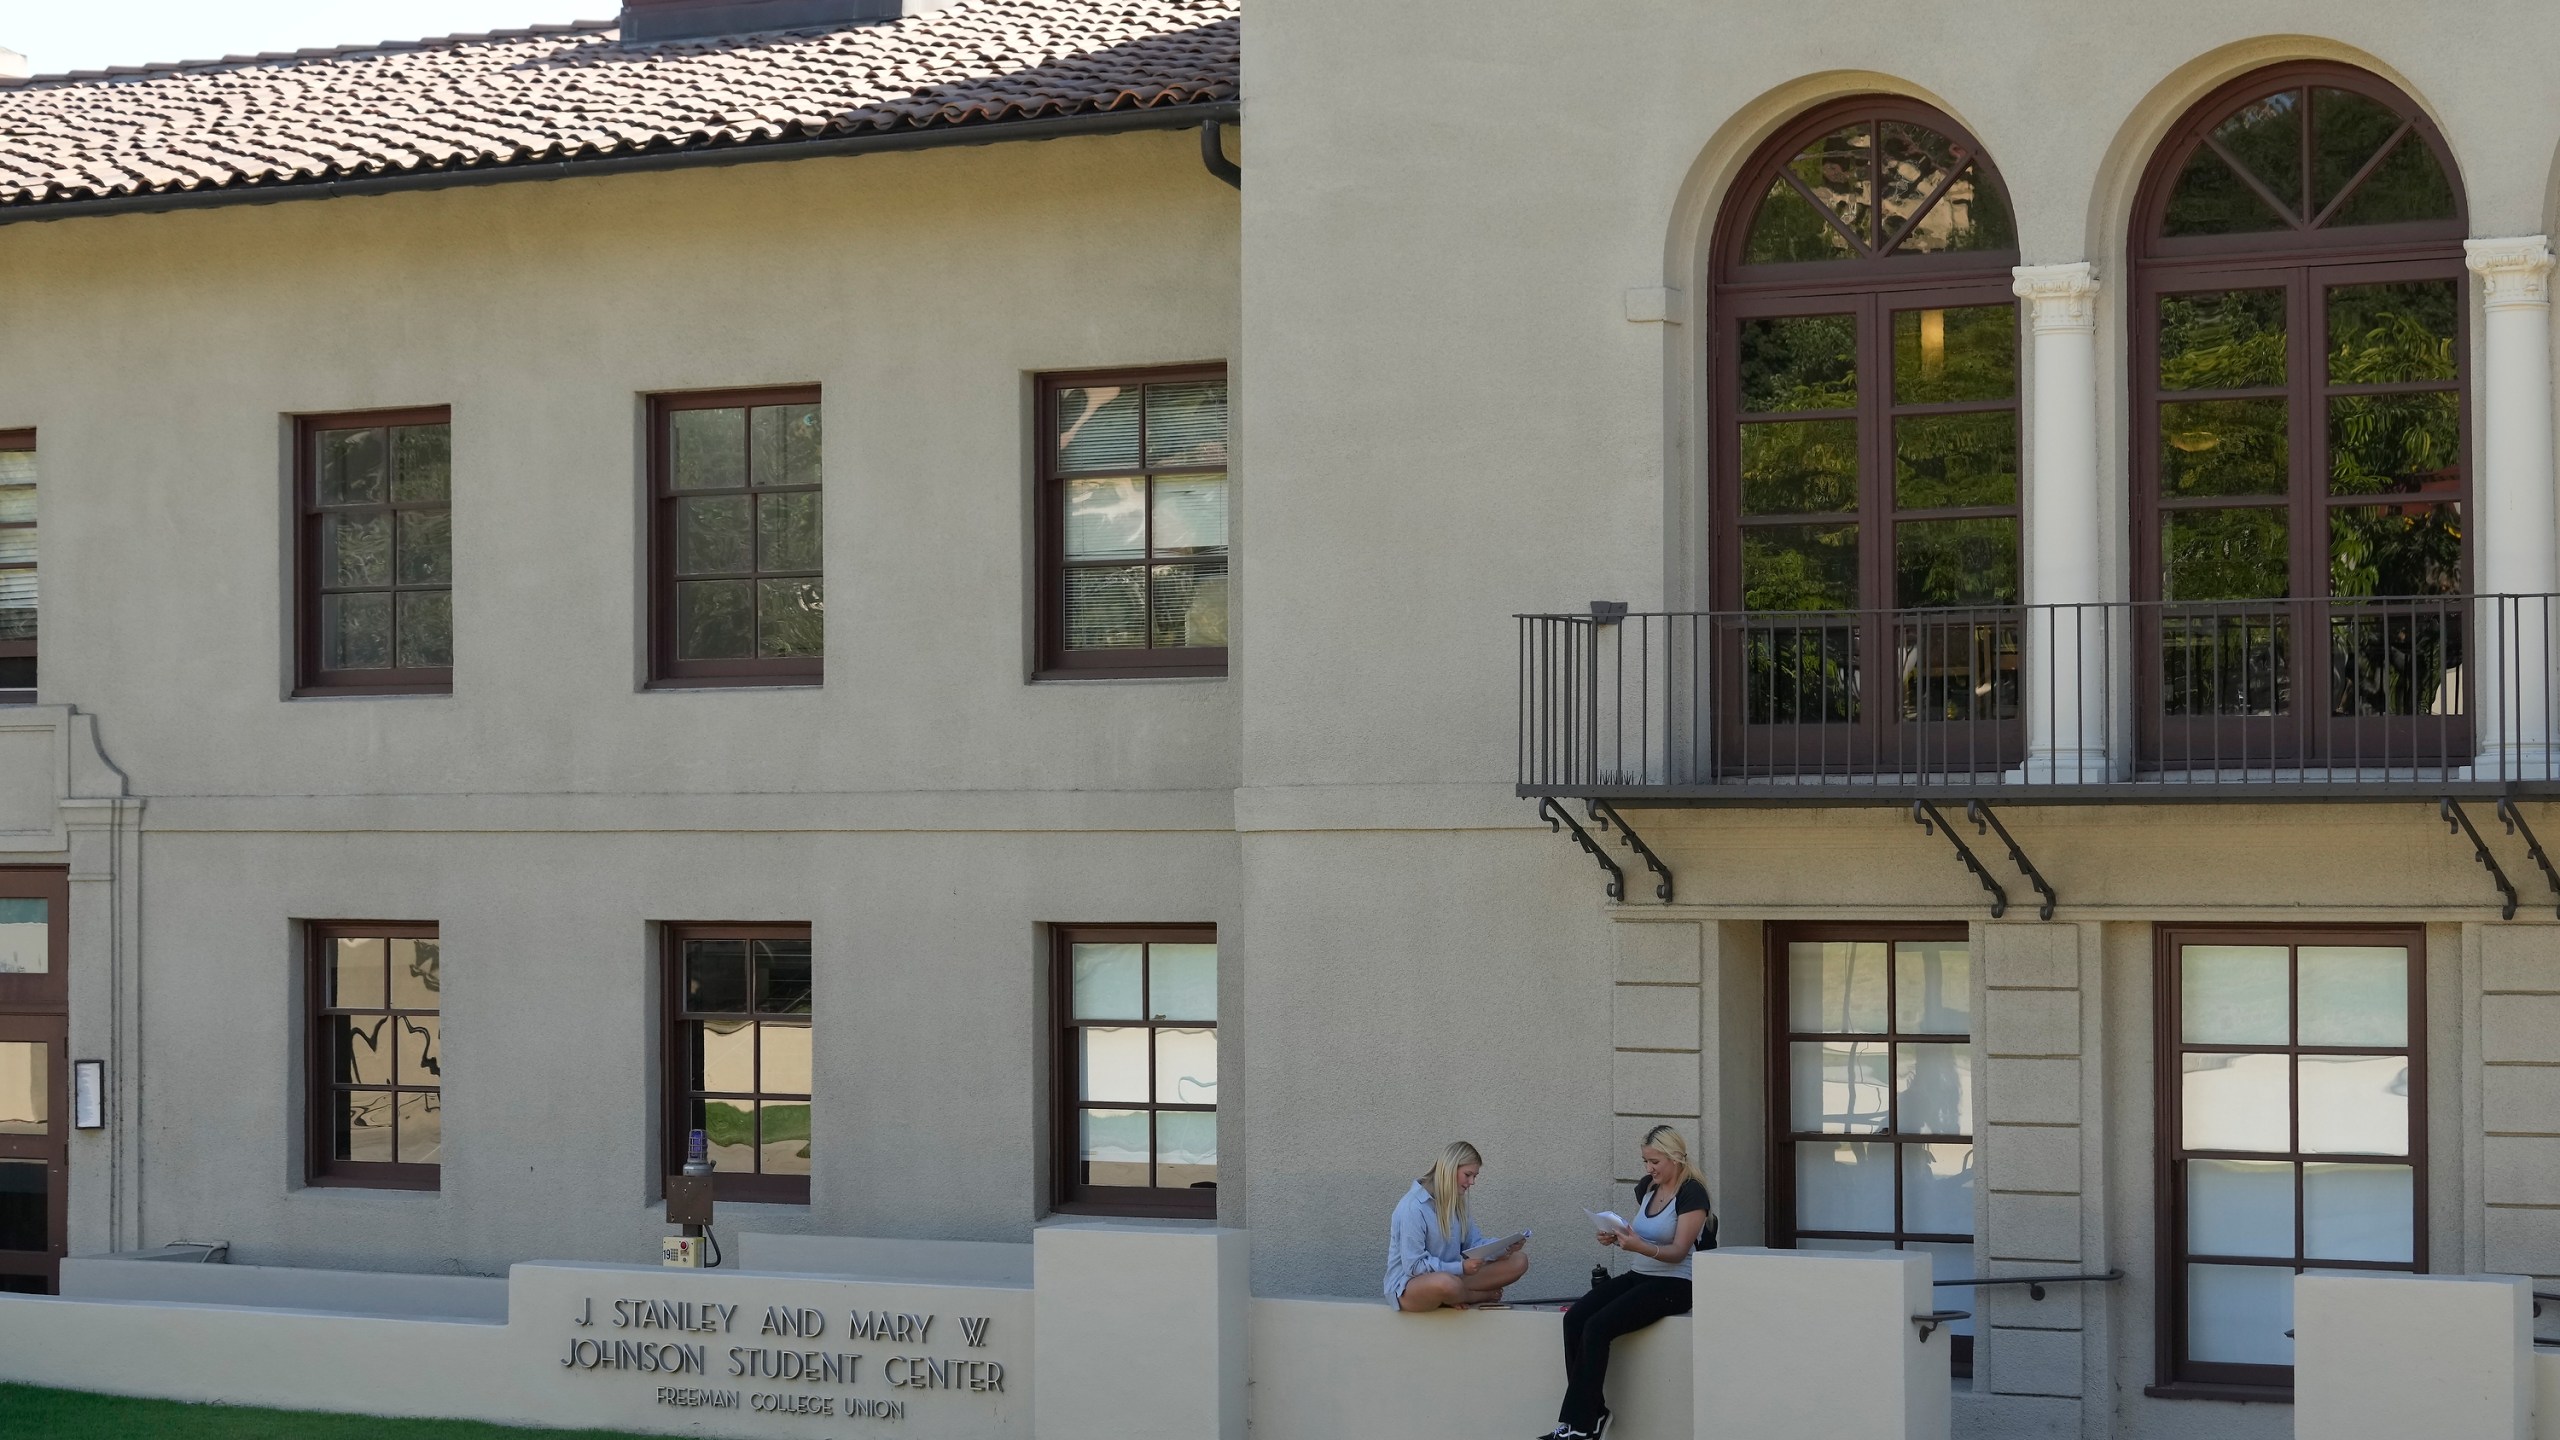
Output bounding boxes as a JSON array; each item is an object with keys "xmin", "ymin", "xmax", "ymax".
[{"xmin": 0, "ymin": 1384, "xmax": 665, "ymax": 1440}]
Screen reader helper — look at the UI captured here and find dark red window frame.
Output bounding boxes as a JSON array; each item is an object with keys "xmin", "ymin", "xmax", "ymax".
[
  {"xmin": 662, "ymin": 923, "xmax": 814, "ymax": 1206},
  {"xmin": 646, "ymin": 386, "xmax": 824, "ymax": 689},
  {"xmin": 293, "ymin": 408, "xmax": 455, "ymax": 697},
  {"xmin": 1051, "ymin": 924, "xmax": 1219, "ymax": 1218},
  {"xmin": 306, "ymin": 921, "xmax": 443, "ymax": 1191}
]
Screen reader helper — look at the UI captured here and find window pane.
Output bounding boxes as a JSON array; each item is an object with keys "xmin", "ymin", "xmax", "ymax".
[
  {"xmin": 2162, "ymin": 399, "xmax": 2288, "ymax": 498},
  {"xmin": 1741, "ymin": 419, "xmax": 1859, "ymax": 515},
  {"xmin": 1894, "ymin": 305, "xmax": 2015, "ymax": 405},
  {"xmin": 1079, "ymin": 1027, "xmax": 1148, "ymax": 1105},
  {"xmin": 749, "ymin": 403, "xmax": 822, "ymax": 489},
  {"xmin": 388, "ymin": 939, "xmax": 439, "ymax": 1010},
  {"xmin": 759, "ymin": 1022, "xmax": 812, "ymax": 1095},
  {"xmin": 753, "ymin": 940, "xmax": 813, "ymax": 1016},
  {"xmin": 755, "ymin": 578, "xmax": 824, "ymax": 659},
  {"xmin": 2298, "ymin": 1055, "xmax": 2408, "ymax": 1156},
  {"xmin": 2188, "ymin": 1263, "xmax": 2295, "ymax": 1365},
  {"xmin": 2160, "ymin": 289, "xmax": 2288, "ymax": 391},
  {"xmin": 0, "ymin": 899, "xmax": 45, "ymax": 975},
  {"xmin": 324, "ymin": 512, "xmax": 392, "ymax": 588},
  {"xmin": 674, "ymin": 496, "xmax": 752, "ymax": 576},
  {"xmin": 1071, "ymin": 944, "xmax": 1144, "ymax": 1021},
  {"xmin": 0, "ymin": 453, "xmax": 31, "ymax": 487},
  {"xmin": 2312, "ymin": 89, "xmax": 2407, "ymax": 214},
  {"xmin": 2188, "ymin": 1158, "xmax": 2294, "ymax": 1257},
  {"xmin": 317, "ymin": 428, "xmax": 387, "ymax": 505},
  {"xmin": 1148, "ymin": 943, "xmax": 1217, "ymax": 1022},
  {"xmin": 1079, "ymin": 1108, "xmax": 1149, "ymax": 1187},
  {"xmin": 323, "ymin": 592, "xmax": 393, "ymax": 670},
  {"xmin": 333, "ymin": 1090, "xmax": 396, "ymax": 1164},
  {"xmin": 2328, "ymin": 282, "xmax": 2457, "ymax": 385},
  {"xmin": 0, "ymin": 1043, "xmax": 45, "ymax": 1135},
  {"xmin": 2161, "ymin": 610, "xmax": 2292, "ymax": 716},
  {"xmin": 1894, "ymin": 940, "xmax": 1970, "ymax": 1035},
  {"xmin": 2298, "ymin": 947, "xmax": 2408, "ymax": 1047},
  {"xmin": 1150, "ymin": 561, "xmax": 1227, "ymax": 650},
  {"xmin": 756, "ymin": 492, "xmax": 822, "ymax": 573},
  {"xmin": 0, "ymin": 525, "xmax": 36, "ymax": 568},
  {"xmin": 2215, "ymin": 92, "xmax": 2304, "ymax": 218},
  {"xmin": 1789, "ymin": 125, "xmax": 1874, "ymax": 247},
  {"xmin": 1877, "ymin": 121, "xmax": 1958, "ymax": 243},
  {"xmin": 1063, "ymin": 566, "xmax": 1146, "ymax": 651},
  {"xmin": 391, "ymin": 425, "xmax": 451, "ymax": 503},
  {"xmin": 2181, "ymin": 945, "xmax": 2289, "ymax": 1044},
  {"xmin": 0, "ymin": 488, "xmax": 30, "ymax": 529},
  {"xmin": 0, "ymin": 570, "xmax": 35, "ymax": 642},
  {"xmin": 395, "ymin": 510, "xmax": 452, "ymax": 586},
  {"xmin": 1789, "ymin": 940, "xmax": 1889, "ymax": 1034},
  {"xmin": 684, "ymin": 940, "xmax": 748, "ymax": 1014},
  {"xmin": 1795, "ymin": 1140, "xmax": 1895, "ymax": 1231},
  {"xmin": 1896, "ymin": 1043, "xmax": 1974, "ymax": 1136},
  {"xmin": 1790, "ymin": 1040, "xmax": 1890, "ymax": 1134},
  {"xmin": 1153, "ymin": 475, "xmax": 1228, "ymax": 555},
  {"xmin": 1066, "ymin": 479, "xmax": 1148, "ymax": 560},
  {"xmin": 393, "ymin": 1015, "xmax": 441, "ymax": 1088},
  {"xmin": 2302, "ymin": 1162, "xmax": 2413, "ymax": 1261},
  {"xmin": 696, "ymin": 1020, "xmax": 754, "ymax": 1093},
  {"xmin": 673, "ymin": 580, "xmax": 754, "ymax": 660},
  {"xmin": 1145, "ymin": 382, "xmax": 1228, "ymax": 469},
  {"xmin": 694, "ymin": 1098, "xmax": 755, "ymax": 1173},
  {"xmin": 1896, "ymin": 518, "xmax": 2018, "ymax": 608},
  {"xmin": 1903, "ymin": 162, "xmax": 2012, "ymax": 254},
  {"xmin": 2182, "ymin": 1052, "xmax": 2291, "ymax": 1152},
  {"xmin": 1895, "ymin": 413, "xmax": 2018, "ymax": 510},
  {"xmin": 1057, "ymin": 387, "xmax": 1140, "ymax": 472},
  {"xmin": 1740, "ymin": 315, "xmax": 1857, "ymax": 413},
  {"xmin": 759, "ymin": 1100, "xmax": 811, "ymax": 1175},
  {"xmin": 670, "ymin": 408, "xmax": 746, "ymax": 491},
  {"xmin": 394, "ymin": 1091, "xmax": 441, "ymax": 1166},
  {"xmin": 1155, "ymin": 1028, "xmax": 1216, "ymax": 1105},
  {"xmin": 1901, "ymin": 1142, "xmax": 1973, "ymax": 1234},
  {"xmin": 2164, "ymin": 507, "xmax": 2289, "ymax": 602},
  {"xmin": 2330, "ymin": 396, "xmax": 2459, "ymax": 509},
  {"xmin": 1743, "ymin": 175, "xmax": 1858, "ymax": 265},
  {"xmin": 1743, "ymin": 524, "xmax": 1859, "ymax": 612},
  {"xmin": 396, "ymin": 591, "xmax": 453, "ymax": 669},
  {"xmin": 1157, "ymin": 1110, "xmax": 1217, "ymax": 1190},
  {"xmin": 331, "ymin": 937, "xmax": 387, "ymax": 1010},
  {"xmin": 331, "ymin": 1015, "xmax": 393, "ymax": 1086},
  {"xmin": 2328, "ymin": 130, "xmax": 2456, "ymax": 228},
  {"xmin": 2163, "ymin": 145, "xmax": 2291, "ymax": 237}
]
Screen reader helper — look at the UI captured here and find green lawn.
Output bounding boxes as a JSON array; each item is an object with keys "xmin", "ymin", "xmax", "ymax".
[{"xmin": 0, "ymin": 1384, "xmax": 668, "ymax": 1439}]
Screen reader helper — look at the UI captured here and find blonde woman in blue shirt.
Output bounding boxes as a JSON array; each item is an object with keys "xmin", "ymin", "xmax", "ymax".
[{"xmin": 1384, "ymin": 1141, "xmax": 1530, "ymax": 1310}]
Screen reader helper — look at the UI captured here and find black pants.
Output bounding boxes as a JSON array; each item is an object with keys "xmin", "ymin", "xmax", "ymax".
[{"xmin": 1557, "ymin": 1269, "xmax": 1690, "ymax": 1431}]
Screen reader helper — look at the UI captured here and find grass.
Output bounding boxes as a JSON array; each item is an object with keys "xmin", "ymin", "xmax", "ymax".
[{"xmin": 0, "ymin": 1384, "xmax": 668, "ymax": 1439}]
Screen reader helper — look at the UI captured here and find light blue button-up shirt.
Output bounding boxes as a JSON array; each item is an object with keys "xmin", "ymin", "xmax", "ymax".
[{"xmin": 1384, "ymin": 1179, "xmax": 1486, "ymax": 1304}]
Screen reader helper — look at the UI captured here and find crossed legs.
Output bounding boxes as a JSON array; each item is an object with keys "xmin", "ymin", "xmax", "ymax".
[{"xmin": 1395, "ymin": 1249, "xmax": 1531, "ymax": 1311}]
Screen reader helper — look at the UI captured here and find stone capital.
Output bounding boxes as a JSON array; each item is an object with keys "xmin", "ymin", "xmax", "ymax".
[
  {"xmin": 2465, "ymin": 237, "xmax": 2554, "ymax": 310},
  {"xmin": 2011, "ymin": 262, "xmax": 2100, "ymax": 333}
]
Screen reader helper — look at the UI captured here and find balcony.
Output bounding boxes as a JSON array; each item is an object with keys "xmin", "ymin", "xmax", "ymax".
[{"xmin": 1517, "ymin": 595, "xmax": 2560, "ymax": 805}]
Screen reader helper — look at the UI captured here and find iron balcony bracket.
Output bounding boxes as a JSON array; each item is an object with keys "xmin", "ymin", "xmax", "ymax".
[
  {"xmin": 1588, "ymin": 800, "xmax": 1675, "ymax": 904},
  {"xmin": 2443, "ymin": 797, "xmax": 2520, "ymax": 921},
  {"xmin": 2497, "ymin": 798, "xmax": 2560, "ymax": 920},
  {"xmin": 1541, "ymin": 798, "xmax": 1625, "ymax": 902},
  {"xmin": 1913, "ymin": 802, "xmax": 2009, "ymax": 918},
  {"xmin": 1966, "ymin": 801, "xmax": 2057, "ymax": 921}
]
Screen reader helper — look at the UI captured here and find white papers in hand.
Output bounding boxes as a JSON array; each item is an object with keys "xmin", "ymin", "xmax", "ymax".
[
  {"xmin": 1464, "ymin": 1231, "xmax": 1528, "ymax": 1262},
  {"xmin": 1585, "ymin": 1209, "xmax": 1629, "ymax": 1233}
]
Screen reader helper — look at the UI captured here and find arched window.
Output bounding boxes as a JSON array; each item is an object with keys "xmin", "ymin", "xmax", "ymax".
[
  {"xmin": 1712, "ymin": 99, "xmax": 2021, "ymax": 772},
  {"xmin": 2131, "ymin": 66, "xmax": 2468, "ymax": 768}
]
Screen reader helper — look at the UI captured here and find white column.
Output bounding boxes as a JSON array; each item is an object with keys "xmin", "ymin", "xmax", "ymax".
[
  {"xmin": 2012, "ymin": 263, "xmax": 2112, "ymax": 782},
  {"xmin": 2465, "ymin": 238, "xmax": 2558, "ymax": 780},
  {"xmin": 1694, "ymin": 1249, "xmax": 1950, "ymax": 1440}
]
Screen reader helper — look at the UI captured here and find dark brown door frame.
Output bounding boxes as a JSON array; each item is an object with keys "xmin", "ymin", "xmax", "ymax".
[{"xmin": 0, "ymin": 866, "xmax": 71, "ymax": 1294}]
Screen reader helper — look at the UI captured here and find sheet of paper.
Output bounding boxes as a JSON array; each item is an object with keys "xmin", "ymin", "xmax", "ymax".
[
  {"xmin": 1585, "ymin": 1209, "xmax": 1629, "ymax": 1233},
  {"xmin": 1464, "ymin": 1230, "xmax": 1528, "ymax": 1261}
]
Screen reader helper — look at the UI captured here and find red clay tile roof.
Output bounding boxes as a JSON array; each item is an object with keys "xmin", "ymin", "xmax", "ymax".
[{"xmin": 0, "ymin": 0, "xmax": 1238, "ymax": 208}]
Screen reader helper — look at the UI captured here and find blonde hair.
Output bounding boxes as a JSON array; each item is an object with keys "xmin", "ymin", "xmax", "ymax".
[
  {"xmin": 1425, "ymin": 1141, "xmax": 1483, "ymax": 1238},
  {"xmin": 1640, "ymin": 1124, "xmax": 1709, "ymax": 1196}
]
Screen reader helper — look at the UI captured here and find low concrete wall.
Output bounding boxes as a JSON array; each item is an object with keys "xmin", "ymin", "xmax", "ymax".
[
  {"xmin": 735, "ymin": 1232, "xmax": 1032, "ymax": 1286},
  {"xmin": 2296, "ymin": 1274, "xmax": 2534, "ymax": 1440},
  {"xmin": 1249, "ymin": 1297, "xmax": 1692, "ymax": 1440},
  {"xmin": 2540, "ymin": 1349, "xmax": 2559, "ymax": 1440},
  {"xmin": 59, "ymin": 1256, "xmax": 508, "ymax": 1321}
]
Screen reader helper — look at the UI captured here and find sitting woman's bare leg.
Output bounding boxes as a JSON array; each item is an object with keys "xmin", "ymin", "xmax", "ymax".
[
  {"xmin": 1459, "ymin": 1248, "xmax": 1531, "ymax": 1302},
  {"xmin": 1396, "ymin": 1272, "xmax": 1469, "ymax": 1312}
]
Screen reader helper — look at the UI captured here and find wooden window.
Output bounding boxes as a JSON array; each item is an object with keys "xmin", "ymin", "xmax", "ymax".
[
  {"xmin": 1711, "ymin": 100, "xmax": 2023, "ymax": 771},
  {"xmin": 0, "ymin": 432, "xmax": 34, "ymax": 704},
  {"xmin": 664, "ymin": 924, "xmax": 812, "ymax": 1205},
  {"xmin": 1766, "ymin": 922, "xmax": 1976, "ymax": 1370},
  {"xmin": 1037, "ymin": 368, "xmax": 1229, "ymax": 678},
  {"xmin": 2132, "ymin": 66, "xmax": 2469, "ymax": 769},
  {"xmin": 2154, "ymin": 924, "xmax": 2426, "ymax": 1394},
  {"xmin": 295, "ymin": 410, "xmax": 453, "ymax": 695},
  {"xmin": 307, "ymin": 922, "xmax": 442, "ymax": 1189},
  {"xmin": 648, "ymin": 388, "xmax": 823, "ymax": 687},
  {"xmin": 0, "ymin": 868, "xmax": 68, "ymax": 1295},
  {"xmin": 1053, "ymin": 926, "xmax": 1217, "ymax": 1216}
]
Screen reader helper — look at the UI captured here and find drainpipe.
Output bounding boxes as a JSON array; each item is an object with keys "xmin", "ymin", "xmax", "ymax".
[{"xmin": 1201, "ymin": 118, "xmax": 1241, "ymax": 190}]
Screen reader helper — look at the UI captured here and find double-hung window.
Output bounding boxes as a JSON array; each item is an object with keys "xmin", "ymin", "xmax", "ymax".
[
  {"xmin": 648, "ymin": 389, "xmax": 823, "ymax": 687},
  {"xmin": 296, "ymin": 410, "xmax": 453, "ymax": 695},
  {"xmin": 1054, "ymin": 926, "xmax": 1218, "ymax": 1216},
  {"xmin": 0, "ymin": 432, "xmax": 34, "ymax": 702},
  {"xmin": 665, "ymin": 925, "xmax": 813, "ymax": 1204},
  {"xmin": 308, "ymin": 923, "xmax": 443, "ymax": 1189},
  {"xmin": 1037, "ymin": 369, "xmax": 1229, "ymax": 678}
]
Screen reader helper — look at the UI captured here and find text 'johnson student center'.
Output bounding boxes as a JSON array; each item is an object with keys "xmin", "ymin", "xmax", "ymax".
[{"xmin": 0, "ymin": 0, "xmax": 2557, "ymax": 1436}]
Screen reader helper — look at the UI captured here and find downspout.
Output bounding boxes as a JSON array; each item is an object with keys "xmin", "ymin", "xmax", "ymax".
[{"xmin": 1201, "ymin": 117, "xmax": 1241, "ymax": 190}]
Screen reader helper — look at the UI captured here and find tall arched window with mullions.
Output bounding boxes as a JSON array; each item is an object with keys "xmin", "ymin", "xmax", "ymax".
[
  {"xmin": 1712, "ymin": 99, "xmax": 2022, "ymax": 776},
  {"xmin": 2132, "ymin": 66, "xmax": 2469, "ymax": 772}
]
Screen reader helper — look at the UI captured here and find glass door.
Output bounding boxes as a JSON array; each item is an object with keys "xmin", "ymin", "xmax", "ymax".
[{"xmin": 0, "ymin": 1013, "xmax": 63, "ymax": 1293}]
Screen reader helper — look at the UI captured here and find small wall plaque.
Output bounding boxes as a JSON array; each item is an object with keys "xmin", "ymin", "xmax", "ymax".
[{"xmin": 72, "ymin": 1059, "xmax": 102, "ymax": 1129}]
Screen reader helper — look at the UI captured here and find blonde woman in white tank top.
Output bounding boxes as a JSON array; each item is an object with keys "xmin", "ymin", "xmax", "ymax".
[{"xmin": 1539, "ymin": 1125, "xmax": 1713, "ymax": 1440}]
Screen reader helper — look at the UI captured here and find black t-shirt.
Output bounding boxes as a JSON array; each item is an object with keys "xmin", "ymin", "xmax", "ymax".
[{"xmin": 1634, "ymin": 1176, "xmax": 1715, "ymax": 1250}]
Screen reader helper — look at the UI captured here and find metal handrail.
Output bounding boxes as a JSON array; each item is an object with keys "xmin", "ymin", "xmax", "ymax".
[
  {"xmin": 1936, "ymin": 1267, "xmax": 2123, "ymax": 1302},
  {"xmin": 1911, "ymin": 1310, "xmax": 1969, "ymax": 1342}
]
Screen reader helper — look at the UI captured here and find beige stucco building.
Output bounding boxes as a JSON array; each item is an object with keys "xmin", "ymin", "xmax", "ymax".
[{"xmin": 0, "ymin": 0, "xmax": 2556, "ymax": 1435}]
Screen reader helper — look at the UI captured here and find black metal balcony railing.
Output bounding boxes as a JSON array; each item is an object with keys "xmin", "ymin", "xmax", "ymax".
[{"xmin": 1518, "ymin": 595, "xmax": 2560, "ymax": 802}]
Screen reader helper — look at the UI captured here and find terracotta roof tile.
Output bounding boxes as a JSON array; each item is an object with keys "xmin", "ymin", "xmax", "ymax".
[{"xmin": 0, "ymin": 0, "xmax": 1238, "ymax": 208}]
